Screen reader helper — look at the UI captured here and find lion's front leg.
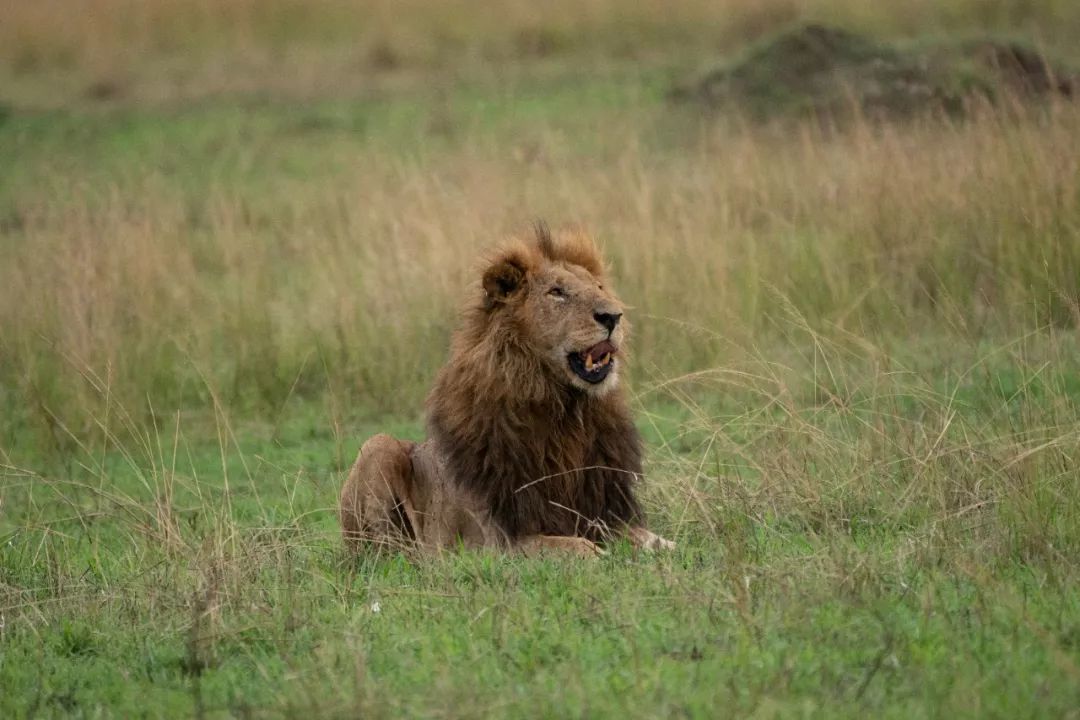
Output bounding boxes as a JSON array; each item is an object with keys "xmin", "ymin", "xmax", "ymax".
[
  {"xmin": 625, "ymin": 526, "xmax": 676, "ymax": 552},
  {"xmin": 516, "ymin": 535, "xmax": 606, "ymax": 558}
]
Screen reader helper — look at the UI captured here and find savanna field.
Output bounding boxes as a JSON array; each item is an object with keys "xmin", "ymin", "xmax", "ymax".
[{"xmin": 2, "ymin": 1, "xmax": 1080, "ymax": 717}]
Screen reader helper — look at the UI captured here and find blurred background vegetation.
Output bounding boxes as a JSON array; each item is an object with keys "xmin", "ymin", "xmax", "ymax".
[
  {"xmin": 3, "ymin": 0, "xmax": 1080, "ymax": 107},
  {"xmin": 2, "ymin": 0, "xmax": 1079, "ymax": 440}
]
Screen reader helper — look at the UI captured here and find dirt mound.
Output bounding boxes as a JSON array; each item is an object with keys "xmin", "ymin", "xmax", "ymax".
[{"xmin": 673, "ymin": 24, "xmax": 1076, "ymax": 120}]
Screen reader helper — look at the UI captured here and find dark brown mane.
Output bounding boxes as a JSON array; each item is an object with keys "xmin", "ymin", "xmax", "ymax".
[{"xmin": 425, "ymin": 227, "xmax": 642, "ymax": 540}]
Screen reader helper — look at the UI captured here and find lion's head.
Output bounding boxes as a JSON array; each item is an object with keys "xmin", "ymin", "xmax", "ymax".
[{"xmin": 477, "ymin": 225, "xmax": 627, "ymax": 396}]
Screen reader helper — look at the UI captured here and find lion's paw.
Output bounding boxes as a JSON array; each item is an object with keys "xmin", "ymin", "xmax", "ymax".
[{"xmin": 627, "ymin": 526, "xmax": 676, "ymax": 552}]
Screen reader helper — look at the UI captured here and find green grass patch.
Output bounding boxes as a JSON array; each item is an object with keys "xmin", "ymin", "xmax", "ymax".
[{"xmin": 3, "ymin": 334, "xmax": 1080, "ymax": 717}]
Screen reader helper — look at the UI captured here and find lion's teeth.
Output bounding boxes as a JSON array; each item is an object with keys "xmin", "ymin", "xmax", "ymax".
[{"xmin": 585, "ymin": 354, "xmax": 594, "ymax": 371}]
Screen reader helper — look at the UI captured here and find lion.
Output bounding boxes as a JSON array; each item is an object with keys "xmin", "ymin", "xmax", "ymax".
[{"xmin": 339, "ymin": 224, "xmax": 674, "ymax": 557}]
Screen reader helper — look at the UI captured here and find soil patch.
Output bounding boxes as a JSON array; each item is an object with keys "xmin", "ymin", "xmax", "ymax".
[{"xmin": 673, "ymin": 24, "xmax": 1076, "ymax": 120}]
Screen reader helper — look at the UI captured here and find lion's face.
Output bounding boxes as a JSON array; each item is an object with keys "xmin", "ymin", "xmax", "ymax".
[
  {"xmin": 481, "ymin": 234, "xmax": 627, "ymax": 396},
  {"xmin": 522, "ymin": 261, "xmax": 627, "ymax": 394}
]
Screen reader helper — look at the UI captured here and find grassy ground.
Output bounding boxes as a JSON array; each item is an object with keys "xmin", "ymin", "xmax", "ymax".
[
  {"xmin": 4, "ymin": 339, "xmax": 1080, "ymax": 717},
  {"xmin": 2, "ymin": 2, "xmax": 1080, "ymax": 717}
]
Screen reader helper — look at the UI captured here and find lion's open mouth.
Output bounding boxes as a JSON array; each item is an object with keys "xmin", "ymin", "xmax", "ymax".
[{"xmin": 568, "ymin": 340, "xmax": 617, "ymax": 384}]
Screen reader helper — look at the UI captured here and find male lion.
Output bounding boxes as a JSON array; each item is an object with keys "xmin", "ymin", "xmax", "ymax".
[{"xmin": 339, "ymin": 224, "xmax": 674, "ymax": 556}]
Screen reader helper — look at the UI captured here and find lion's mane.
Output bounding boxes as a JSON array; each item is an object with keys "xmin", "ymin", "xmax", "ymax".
[{"xmin": 425, "ymin": 227, "xmax": 644, "ymax": 541}]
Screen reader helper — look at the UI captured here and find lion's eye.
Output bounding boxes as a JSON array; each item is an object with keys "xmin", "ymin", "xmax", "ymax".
[{"xmin": 547, "ymin": 286, "xmax": 566, "ymax": 299}]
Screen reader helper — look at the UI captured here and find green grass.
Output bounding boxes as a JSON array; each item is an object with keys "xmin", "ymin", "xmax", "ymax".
[
  {"xmin": 2, "ymin": 2, "xmax": 1080, "ymax": 717},
  {"xmin": 3, "ymin": 328, "xmax": 1079, "ymax": 717}
]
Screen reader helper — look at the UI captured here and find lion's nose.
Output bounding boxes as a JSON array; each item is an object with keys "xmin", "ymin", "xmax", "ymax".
[{"xmin": 594, "ymin": 312, "xmax": 622, "ymax": 333}]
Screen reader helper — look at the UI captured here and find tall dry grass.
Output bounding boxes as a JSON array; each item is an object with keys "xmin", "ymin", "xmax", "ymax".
[{"xmin": 2, "ymin": 99, "xmax": 1078, "ymax": 441}]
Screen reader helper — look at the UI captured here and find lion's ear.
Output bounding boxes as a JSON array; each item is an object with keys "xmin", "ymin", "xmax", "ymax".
[{"xmin": 482, "ymin": 258, "xmax": 527, "ymax": 304}]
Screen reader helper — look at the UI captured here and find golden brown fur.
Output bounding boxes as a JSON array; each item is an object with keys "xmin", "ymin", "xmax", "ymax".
[{"xmin": 339, "ymin": 224, "xmax": 673, "ymax": 556}]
